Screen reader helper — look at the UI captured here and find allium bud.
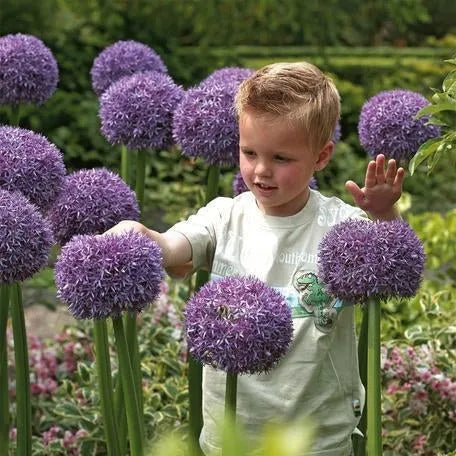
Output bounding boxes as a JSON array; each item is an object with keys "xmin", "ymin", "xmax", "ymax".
[
  {"xmin": 55, "ymin": 231, "xmax": 163, "ymax": 319},
  {"xmin": 91, "ymin": 40, "xmax": 167, "ymax": 96},
  {"xmin": 186, "ymin": 276, "xmax": 293, "ymax": 374},
  {"xmin": 0, "ymin": 33, "xmax": 58, "ymax": 105},
  {"xmin": 100, "ymin": 71, "xmax": 184, "ymax": 150},
  {"xmin": 0, "ymin": 125, "xmax": 65, "ymax": 211},
  {"xmin": 358, "ymin": 89, "xmax": 440, "ymax": 161},
  {"xmin": 0, "ymin": 189, "xmax": 54, "ymax": 283},
  {"xmin": 318, "ymin": 219, "xmax": 425, "ymax": 303},
  {"xmin": 47, "ymin": 168, "xmax": 139, "ymax": 245}
]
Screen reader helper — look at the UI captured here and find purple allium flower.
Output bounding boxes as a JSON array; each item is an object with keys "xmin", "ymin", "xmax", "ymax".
[
  {"xmin": 358, "ymin": 89, "xmax": 440, "ymax": 161},
  {"xmin": 100, "ymin": 71, "xmax": 184, "ymax": 150},
  {"xmin": 91, "ymin": 40, "xmax": 167, "ymax": 96},
  {"xmin": 0, "ymin": 33, "xmax": 58, "ymax": 105},
  {"xmin": 232, "ymin": 171, "xmax": 249, "ymax": 196},
  {"xmin": 47, "ymin": 168, "xmax": 140, "ymax": 246},
  {"xmin": 55, "ymin": 231, "xmax": 164, "ymax": 319},
  {"xmin": 309, "ymin": 176, "xmax": 318, "ymax": 190},
  {"xmin": 0, "ymin": 189, "xmax": 54, "ymax": 283},
  {"xmin": 0, "ymin": 125, "xmax": 65, "ymax": 211},
  {"xmin": 199, "ymin": 67, "xmax": 254, "ymax": 89},
  {"xmin": 332, "ymin": 121, "xmax": 341, "ymax": 144},
  {"xmin": 173, "ymin": 81, "xmax": 240, "ymax": 166},
  {"xmin": 185, "ymin": 276, "xmax": 293, "ymax": 374},
  {"xmin": 318, "ymin": 219, "xmax": 425, "ymax": 303}
]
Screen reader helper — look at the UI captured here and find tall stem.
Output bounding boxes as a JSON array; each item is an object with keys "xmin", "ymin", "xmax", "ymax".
[
  {"xmin": 9, "ymin": 105, "xmax": 21, "ymax": 126},
  {"xmin": 135, "ymin": 149, "xmax": 146, "ymax": 220},
  {"xmin": 189, "ymin": 165, "xmax": 220, "ymax": 450},
  {"xmin": 367, "ymin": 298, "xmax": 382, "ymax": 456},
  {"xmin": 112, "ymin": 316, "xmax": 143, "ymax": 456},
  {"xmin": 0, "ymin": 284, "xmax": 10, "ymax": 453},
  {"xmin": 120, "ymin": 145, "xmax": 133, "ymax": 189},
  {"xmin": 354, "ymin": 306, "xmax": 368, "ymax": 456},
  {"xmin": 93, "ymin": 320, "xmax": 120, "ymax": 456},
  {"xmin": 10, "ymin": 283, "xmax": 31, "ymax": 456},
  {"xmin": 222, "ymin": 372, "xmax": 238, "ymax": 456}
]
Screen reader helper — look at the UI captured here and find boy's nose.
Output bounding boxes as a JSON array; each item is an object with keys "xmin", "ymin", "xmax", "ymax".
[{"xmin": 255, "ymin": 161, "xmax": 272, "ymax": 177}]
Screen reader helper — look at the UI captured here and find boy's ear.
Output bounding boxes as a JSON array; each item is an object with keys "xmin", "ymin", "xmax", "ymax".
[{"xmin": 314, "ymin": 141, "xmax": 334, "ymax": 171}]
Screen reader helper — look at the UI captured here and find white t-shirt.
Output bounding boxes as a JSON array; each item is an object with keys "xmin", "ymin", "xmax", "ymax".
[{"xmin": 170, "ymin": 189, "xmax": 367, "ymax": 456}]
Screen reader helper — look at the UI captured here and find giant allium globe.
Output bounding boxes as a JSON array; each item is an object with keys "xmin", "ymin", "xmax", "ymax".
[
  {"xmin": 0, "ymin": 33, "xmax": 58, "ymax": 105},
  {"xmin": 199, "ymin": 67, "xmax": 254, "ymax": 89},
  {"xmin": 318, "ymin": 219, "xmax": 425, "ymax": 303},
  {"xmin": 186, "ymin": 276, "xmax": 293, "ymax": 374},
  {"xmin": 0, "ymin": 189, "xmax": 54, "ymax": 283},
  {"xmin": 173, "ymin": 80, "xmax": 241, "ymax": 166},
  {"xmin": 91, "ymin": 40, "xmax": 167, "ymax": 96},
  {"xmin": 55, "ymin": 231, "xmax": 163, "ymax": 319},
  {"xmin": 0, "ymin": 125, "xmax": 65, "ymax": 211},
  {"xmin": 358, "ymin": 89, "xmax": 440, "ymax": 161},
  {"xmin": 100, "ymin": 71, "xmax": 184, "ymax": 150},
  {"xmin": 47, "ymin": 168, "xmax": 140, "ymax": 246}
]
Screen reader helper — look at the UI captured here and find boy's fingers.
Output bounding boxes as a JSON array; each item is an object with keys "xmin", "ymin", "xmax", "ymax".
[
  {"xmin": 393, "ymin": 167, "xmax": 405, "ymax": 188},
  {"xmin": 385, "ymin": 159, "xmax": 397, "ymax": 184},
  {"xmin": 345, "ymin": 181, "xmax": 365, "ymax": 207},
  {"xmin": 365, "ymin": 161, "xmax": 377, "ymax": 188},
  {"xmin": 375, "ymin": 154, "xmax": 386, "ymax": 183}
]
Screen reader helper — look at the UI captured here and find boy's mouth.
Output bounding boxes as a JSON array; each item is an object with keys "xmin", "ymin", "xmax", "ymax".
[{"xmin": 254, "ymin": 182, "xmax": 277, "ymax": 190}]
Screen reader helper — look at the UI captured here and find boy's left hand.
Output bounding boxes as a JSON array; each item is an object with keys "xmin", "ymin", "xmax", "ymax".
[{"xmin": 345, "ymin": 154, "xmax": 405, "ymax": 220}]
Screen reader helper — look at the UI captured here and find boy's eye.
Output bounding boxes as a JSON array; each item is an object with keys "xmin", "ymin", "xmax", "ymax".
[
  {"xmin": 274, "ymin": 155, "xmax": 290, "ymax": 162},
  {"xmin": 242, "ymin": 150, "xmax": 255, "ymax": 157}
]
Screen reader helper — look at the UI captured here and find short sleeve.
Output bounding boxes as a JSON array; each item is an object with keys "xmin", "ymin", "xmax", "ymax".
[{"xmin": 167, "ymin": 197, "xmax": 233, "ymax": 272}]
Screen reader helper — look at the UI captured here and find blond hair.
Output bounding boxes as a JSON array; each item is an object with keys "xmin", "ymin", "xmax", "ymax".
[{"xmin": 235, "ymin": 62, "xmax": 340, "ymax": 152}]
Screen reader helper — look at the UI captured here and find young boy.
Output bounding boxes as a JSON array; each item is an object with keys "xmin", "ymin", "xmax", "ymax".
[{"xmin": 108, "ymin": 62, "xmax": 404, "ymax": 455}]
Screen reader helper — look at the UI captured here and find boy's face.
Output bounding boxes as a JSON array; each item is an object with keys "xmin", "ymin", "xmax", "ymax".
[{"xmin": 239, "ymin": 109, "xmax": 332, "ymax": 216}]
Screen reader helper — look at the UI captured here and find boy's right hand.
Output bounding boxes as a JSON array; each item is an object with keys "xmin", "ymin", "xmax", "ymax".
[{"xmin": 104, "ymin": 220, "xmax": 150, "ymax": 237}]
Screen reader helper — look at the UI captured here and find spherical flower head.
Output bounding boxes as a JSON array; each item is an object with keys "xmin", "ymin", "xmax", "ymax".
[
  {"xmin": 100, "ymin": 71, "xmax": 184, "ymax": 150},
  {"xmin": 47, "ymin": 168, "xmax": 140, "ymax": 246},
  {"xmin": 185, "ymin": 276, "xmax": 293, "ymax": 375},
  {"xmin": 173, "ymin": 81, "xmax": 240, "ymax": 166},
  {"xmin": 318, "ymin": 218, "xmax": 425, "ymax": 303},
  {"xmin": 358, "ymin": 89, "xmax": 440, "ymax": 161},
  {"xmin": 0, "ymin": 125, "xmax": 65, "ymax": 212},
  {"xmin": 55, "ymin": 231, "xmax": 164, "ymax": 319},
  {"xmin": 91, "ymin": 40, "xmax": 167, "ymax": 96},
  {"xmin": 309, "ymin": 176, "xmax": 318, "ymax": 190},
  {"xmin": 199, "ymin": 67, "xmax": 254, "ymax": 89},
  {"xmin": 232, "ymin": 171, "xmax": 249, "ymax": 196},
  {"xmin": 332, "ymin": 121, "xmax": 341, "ymax": 144},
  {"xmin": 0, "ymin": 33, "xmax": 58, "ymax": 105},
  {"xmin": 0, "ymin": 189, "xmax": 54, "ymax": 283}
]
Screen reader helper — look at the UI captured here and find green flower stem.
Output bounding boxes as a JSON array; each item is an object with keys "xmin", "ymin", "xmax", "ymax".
[
  {"xmin": 188, "ymin": 165, "xmax": 220, "ymax": 451},
  {"xmin": 0, "ymin": 284, "xmax": 10, "ymax": 453},
  {"xmin": 353, "ymin": 307, "xmax": 368, "ymax": 456},
  {"xmin": 367, "ymin": 298, "xmax": 382, "ymax": 456},
  {"xmin": 112, "ymin": 316, "xmax": 144, "ymax": 456},
  {"xmin": 93, "ymin": 320, "xmax": 121, "ymax": 456},
  {"xmin": 124, "ymin": 312, "xmax": 144, "ymax": 444},
  {"xmin": 223, "ymin": 372, "xmax": 238, "ymax": 456},
  {"xmin": 188, "ymin": 355, "xmax": 204, "ymax": 455},
  {"xmin": 135, "ymin": 149, "xmax": 146, "ymax": 221},
  {"xmin": 121, "ymin": 145, "xmax": 133, "ymax": 189},
  {"xmin": 10, "ymin": 283, "xmax": 32, "ymax": 456},
  {"xmin": 114, "ymin": 376, "xmax": 128, "ymax": 456},
  {"xmin": 9, "ymin": 105, "xmax": 21, "ymax": 126},
  {"xmin": 224, "ymin": 372, "xmax": 237, "ymax": 421}
]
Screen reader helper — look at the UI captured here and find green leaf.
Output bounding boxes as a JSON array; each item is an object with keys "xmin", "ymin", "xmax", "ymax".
[
  {"xmin": 78, "ymin": 362, "xmax": 91, "ymax": 382},
  {"xmin": 416, "ymin": 101, "xmax": 456, "ymax": 118},
  {"xmin": 442, "ymin": 71, "xmax": 456, "ymax": 94},
  {"xmin": 408, "ymin": 137, "xmax": 441, "ymax": 175},
  {"xmin": 80, "ymin": 439, "xmax": 98, "ymax": 456}
]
